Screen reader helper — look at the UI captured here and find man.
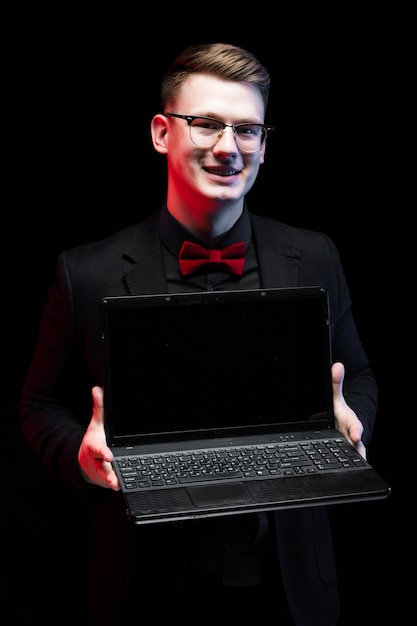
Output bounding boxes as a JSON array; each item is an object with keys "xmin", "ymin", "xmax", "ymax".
[{"xmin": 18, "ymin": 43, "xmax": 377, "ymax": 625}]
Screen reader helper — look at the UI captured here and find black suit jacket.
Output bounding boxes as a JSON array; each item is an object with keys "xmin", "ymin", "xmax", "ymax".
[{"xmin": 19, "ymin": 209, "xmax": 377, "ymax": 625}]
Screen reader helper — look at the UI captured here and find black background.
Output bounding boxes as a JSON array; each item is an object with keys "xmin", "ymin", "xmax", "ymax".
[{"xmin": 2, "ymin": 2, "xmax": 411, "ymax": 623}]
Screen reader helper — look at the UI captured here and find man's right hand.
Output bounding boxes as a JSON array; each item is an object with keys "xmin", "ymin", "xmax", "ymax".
[{"xmin": 78, "ymin": 385, "xmax": 121, "ymax": 490}]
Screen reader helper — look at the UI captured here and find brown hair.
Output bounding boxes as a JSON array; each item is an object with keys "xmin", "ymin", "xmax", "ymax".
[{"xmin": 160, "ymin": 43, "xmax": 271, "ymax": 112}]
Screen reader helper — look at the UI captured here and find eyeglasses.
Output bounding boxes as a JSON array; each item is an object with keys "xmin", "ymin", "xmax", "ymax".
[{"xmin": 164, "ymin": 113, "xmax": 274, "ymax": 153}]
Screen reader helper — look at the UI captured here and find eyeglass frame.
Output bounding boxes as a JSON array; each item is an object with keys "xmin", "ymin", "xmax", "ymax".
[{"xmin": 163, "ymin": 113, "xmax": 274, "ymax": 153}]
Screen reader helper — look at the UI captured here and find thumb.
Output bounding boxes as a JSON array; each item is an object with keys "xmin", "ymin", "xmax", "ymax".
[
  {"xmin": 331, "ymin": 361, "xmax": 345, "ymax": 401},
  {"xmin": 91, "ymin": 385, "xmax": 105, "ymax": 428},
  {"xmin": 89, "ymin": 386, "xmax": 112, "ymax": 459}
]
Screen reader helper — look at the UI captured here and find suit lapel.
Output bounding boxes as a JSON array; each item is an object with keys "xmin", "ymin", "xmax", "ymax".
[
  {"xmin": 251, "ymin": 213, "xmax": 302, "ymax": 289},
  {"xmin": 118, "ymin": 211, "xmax": 303, "ymax": 294},
  {"xmin": 124, "ymin": 252, "xmax": 168, "ymax": 295},
  {"xmin": 121, "ymin": 213, "xmax": 168, "ymax": 295}
]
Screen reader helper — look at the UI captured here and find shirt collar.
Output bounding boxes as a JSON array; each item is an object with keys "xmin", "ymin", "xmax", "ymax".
[{"xmin": 159, "ymin": 203, "xmax": 252, "ymax": 257}]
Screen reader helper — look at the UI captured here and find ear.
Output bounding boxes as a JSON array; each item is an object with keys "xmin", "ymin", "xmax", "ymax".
[{"xmin": 151, "ymin": 114, "xmax": 169, "ymax": 154}]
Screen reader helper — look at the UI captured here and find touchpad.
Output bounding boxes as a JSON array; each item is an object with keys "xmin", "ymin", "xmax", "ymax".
[{"xmin": 188, "ymin": 482, "xmax": 252, "ymax": 508}]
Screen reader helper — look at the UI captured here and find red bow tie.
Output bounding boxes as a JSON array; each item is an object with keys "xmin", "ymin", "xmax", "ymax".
[{"xmin": 178, "ymin": 241, "xmax": 246, "ymax": 276}]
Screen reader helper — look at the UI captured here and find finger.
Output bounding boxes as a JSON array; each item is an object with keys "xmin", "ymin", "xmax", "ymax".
[
  {"xmin": 91, "ymin": 385, "xmax": 104, "ymax": 425},
  {"xmin": 351, "ymin": 439, "xmax": 367, "ymax": 460},
  {"xmin": 331, "ymin": 361, "xmax": 345, "ymax": 389}
]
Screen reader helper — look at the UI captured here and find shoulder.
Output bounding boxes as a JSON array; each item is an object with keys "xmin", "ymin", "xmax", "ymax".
[
  {"xmin": 60, "ymin": 213, "xmax": 160, "ymax": 267},
  {"xmin": 250, "ymin": 212, "xmax": 339, "ymax": 256}
]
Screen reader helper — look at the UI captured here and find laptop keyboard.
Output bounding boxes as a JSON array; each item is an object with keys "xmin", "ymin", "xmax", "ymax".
[{"xmin": 115, "ymin": 438, "xmax": 367, "ymax": 491}]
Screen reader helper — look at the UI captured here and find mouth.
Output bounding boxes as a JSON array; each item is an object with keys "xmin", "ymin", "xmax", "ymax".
[{"xmin": 204, "ymin": 166, "xmax": 241, "ymax": 177}]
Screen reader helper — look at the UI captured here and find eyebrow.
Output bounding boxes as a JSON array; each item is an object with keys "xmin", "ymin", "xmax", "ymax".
[{"xmin": 192, "ymin": 113, "xmax": 264, "ymax": 124}]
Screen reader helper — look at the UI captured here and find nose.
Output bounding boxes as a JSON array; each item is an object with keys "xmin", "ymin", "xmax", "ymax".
[{"xmin": 212, "ymin": 125, "xmax": 238, "ymax": 154}]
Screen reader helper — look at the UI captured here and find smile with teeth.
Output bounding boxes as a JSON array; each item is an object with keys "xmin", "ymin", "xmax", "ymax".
[{"xmin": 205, "ymin": 167, "xmax": 239, "ymax": 176}]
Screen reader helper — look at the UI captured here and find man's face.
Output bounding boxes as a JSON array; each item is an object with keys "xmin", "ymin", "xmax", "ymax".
[{"xmin": 153, "ymin": 73, "xmax": 268, "ymax": 212}]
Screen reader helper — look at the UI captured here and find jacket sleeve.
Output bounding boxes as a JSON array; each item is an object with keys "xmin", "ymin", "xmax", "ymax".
[
  {"xmin": 18, "ymin": 251, "xmax": 98, "ymax": 494},
  {"xmin": 319, "ymin": 234, "xmax": 378, "ymax": 446},
  {"xmin": 18, "ymin": 218, "xmax": 161, "ymax": 493}
]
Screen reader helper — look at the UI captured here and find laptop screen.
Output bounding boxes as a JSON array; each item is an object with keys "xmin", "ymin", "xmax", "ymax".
[{"xmin": 101, "ymin": 287, "xmax": 333, "ymax": 445}]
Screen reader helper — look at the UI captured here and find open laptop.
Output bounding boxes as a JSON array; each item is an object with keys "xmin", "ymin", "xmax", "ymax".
[{"xmin": 100, "ymin": 286, "xmax": 390, "ymax": 525}]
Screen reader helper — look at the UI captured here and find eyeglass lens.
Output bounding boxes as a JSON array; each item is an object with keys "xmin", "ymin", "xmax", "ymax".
[{"xmin": 189, "ymin": 118, "xmax": 266, "ymax": 152}]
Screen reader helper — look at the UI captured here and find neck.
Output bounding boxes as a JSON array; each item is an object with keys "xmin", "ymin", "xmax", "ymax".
[{"xmin": 166, "ymin": 199, "xmax": 244, "ymax": 245}]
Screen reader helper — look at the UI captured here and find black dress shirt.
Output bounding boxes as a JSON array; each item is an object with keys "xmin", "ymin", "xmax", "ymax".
[{"xmin": 158, "ymin": 203, "xmax": 262, "ymax": 292}]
